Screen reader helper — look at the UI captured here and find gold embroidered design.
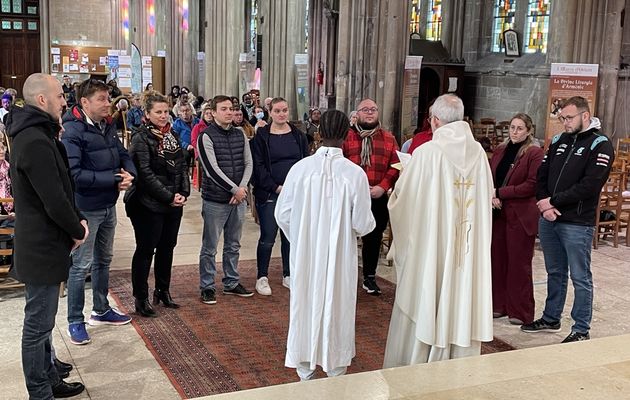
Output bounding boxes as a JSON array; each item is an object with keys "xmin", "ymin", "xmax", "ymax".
[{"xmin": 453, "ymin": 176, "xmax": 474, "ymax": 268}]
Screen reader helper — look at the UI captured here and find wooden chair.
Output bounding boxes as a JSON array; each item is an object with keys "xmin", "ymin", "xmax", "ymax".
[
  {"xmin": 616, "ymin": 137, "xmax": 630, "ymax": 158},
  {"xmin": 495, "ymin": 121, "xmax": 510, "ymax": 145},
  {"xmin": 593, "ymin": 172, "xmax": 625, "ymax": 248},
  {"xmin": 0, "ymin": 197, "xmax": 21, "ymax": 289}
]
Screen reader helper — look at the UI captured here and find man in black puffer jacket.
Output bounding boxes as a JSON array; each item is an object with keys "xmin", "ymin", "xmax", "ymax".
[
  {"xmin": 61, "ymin": 79, "xmax": 137, "ymax": 346},
  {"xmin": 521, "ymin": 96, "xmax": 614, "ymax": 344},
  {"xmin": 7, "ymin": 73, "xmax": 87, "ymax": 399},
  {"xmin": 197, "ymin": 95, "xmax": 253, "ymax": 305}
]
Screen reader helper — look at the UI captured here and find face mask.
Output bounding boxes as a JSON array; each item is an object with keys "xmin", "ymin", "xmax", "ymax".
[{"xmin": 256, "ymin": 112, "xmax": 265, "ymax": 120}]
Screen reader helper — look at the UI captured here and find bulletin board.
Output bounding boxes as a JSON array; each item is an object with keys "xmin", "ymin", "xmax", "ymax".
[{"xmin": 50, "ymin": 45, "xmax": 111, "ymax": 75}]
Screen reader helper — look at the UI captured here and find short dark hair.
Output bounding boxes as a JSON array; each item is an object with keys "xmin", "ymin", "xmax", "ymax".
[
  {"xmin": 270, "ymin": 97, "xmax": 288, "ymax": 112},
  {"xmin": 142, "ymin": 91, "xmax": 169, "ymax": 113},
  {"xmin": 211, "ymin": 95, "xmax": 233, "ymax": 110},
  {"xmin": 77, "ymin": 79, "xmax": 109, "ymax": 100},
  {"xmin": 320, "ymin": 110, "xmax": 349, "ymax": 141},
  {"xmin": 562, "ymin": 96, "xmax": 590, "ymax": 113}
]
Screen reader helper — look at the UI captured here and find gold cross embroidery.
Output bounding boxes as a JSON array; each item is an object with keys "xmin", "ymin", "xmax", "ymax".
[{"xmin": 453, "ymin": 176, "xmax": 474, "ymax": 269}]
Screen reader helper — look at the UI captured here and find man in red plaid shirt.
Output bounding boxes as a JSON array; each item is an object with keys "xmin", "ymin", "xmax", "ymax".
[{"xmin": 342, "ymin": 99, "xmax": 399, "ymax": 295}]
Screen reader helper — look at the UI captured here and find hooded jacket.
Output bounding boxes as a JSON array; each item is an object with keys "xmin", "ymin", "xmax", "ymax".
[
  {"xmin": 6, "ymin": 104, "xmax": 85, "ymax": 284},
  {"xmin": 61, "ymin": 105, "xmax": 136, "ymax": 211},
  {"xmin": 536, "ymin": 118, "xmax": 615, "ymax": 225}
]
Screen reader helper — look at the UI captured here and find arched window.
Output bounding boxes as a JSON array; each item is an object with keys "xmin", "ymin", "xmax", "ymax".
[
  {"xmin": 492, "ymin": 0, "xmax": 517, "ymax": 53},
  {"xmin": 408, "ymin": 0, "xmax": 441, "ymax": 41},
  {"xmin": 523, "ymin": 0, "xmax": 550, "ymax": 53}
]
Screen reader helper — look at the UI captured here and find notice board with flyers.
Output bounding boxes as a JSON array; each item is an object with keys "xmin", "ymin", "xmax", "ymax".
[{"xmin": 50, "ymin": 45, "xmax": 110, "ymax": 75}]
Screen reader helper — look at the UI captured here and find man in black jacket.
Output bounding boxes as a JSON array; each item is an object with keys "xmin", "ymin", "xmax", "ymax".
[
  {"xmin": 197, "ymin": 95, "xmax": 253, "ymax": 305},
  {"xmin": 521, "ymin": 96, "xmax": 614, "ymax": 343},
  {"xmin": 7, "ymin": 73, "xmax": 87, "ymax": 399}
]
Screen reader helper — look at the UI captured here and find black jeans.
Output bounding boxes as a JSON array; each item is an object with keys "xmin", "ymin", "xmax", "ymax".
[
  {"xmin": 361, "ymin": 194, "xmax": 389, "ymax": 279},
  {"xmin": 255, "ymin": 194, "xmax": 290, "ymax": 279},
  {"xmin": 127, "ymin": 201, "xmax": 183, "ymax": 300},
  {"xmin": 22, "ymin": 283, "xmax": 61, "ymax": 400}
]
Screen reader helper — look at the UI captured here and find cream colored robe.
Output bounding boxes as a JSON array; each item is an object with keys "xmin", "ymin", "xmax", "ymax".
[
  {"xmin": 275, "ymin": 146, "xmax": 376, "ymax": 372},
  {"xmin": 383, "ymin": 121, "xmax": 494, "ymax": 367}
]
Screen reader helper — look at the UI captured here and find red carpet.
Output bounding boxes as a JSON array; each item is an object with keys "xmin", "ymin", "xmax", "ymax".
[{"xmin": 110, "ymin": 259, "xmax": 513, "ymax": 398}]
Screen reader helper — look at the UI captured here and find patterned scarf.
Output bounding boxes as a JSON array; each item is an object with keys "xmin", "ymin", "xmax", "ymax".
[
  {"xmin": 356, "ymin": 124, "xmax": 380, "ymax": 167},
  {"xmin": 146, "ymin": 122, "xmax": 180, "ymax": 167},
  {"xmin": 0, "ymin": 160, "xmax": 12, "ymax": 213}
]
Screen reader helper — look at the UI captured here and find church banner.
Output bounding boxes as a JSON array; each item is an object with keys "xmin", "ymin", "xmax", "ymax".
[
  {"xmin": 545, "ymin": 63, "xmax": 599, "ymax": 142},
  {"xmin": 401, "ymin": 56, "xmax": 423, "ymax": 140}
]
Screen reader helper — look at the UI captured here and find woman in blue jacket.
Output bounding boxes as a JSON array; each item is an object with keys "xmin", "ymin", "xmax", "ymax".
[{"xmin": 250, "ymin": 97, "xmax": 309, "ymax": 295}]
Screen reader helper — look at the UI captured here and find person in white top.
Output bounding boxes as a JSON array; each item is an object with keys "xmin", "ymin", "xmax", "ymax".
[
  {"xmin": 275, "ymin": 109, "xmax": 376, "ymax": 380},
  {"xmin": 383, "ymin": 94, "xmax": 494, "ymax": 366}
]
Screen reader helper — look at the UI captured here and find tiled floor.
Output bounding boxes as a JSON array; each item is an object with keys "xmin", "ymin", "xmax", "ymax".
[{"xmin": 1, "ymin": 189, "xmax": 630, "ymax": 399}]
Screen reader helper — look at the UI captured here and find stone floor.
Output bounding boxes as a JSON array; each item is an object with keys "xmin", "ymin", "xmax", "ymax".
[{"xmin": 1, "ymin": 189, "xmax": 630, "ymax": 399}]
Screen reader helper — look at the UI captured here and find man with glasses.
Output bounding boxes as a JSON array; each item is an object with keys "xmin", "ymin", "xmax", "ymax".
[
  {"xmin": 62, "ymin": 78, "xmax": 136, "ymax": 345},
  {"xmin": 342, "ymin": 99, "xmax": 399, "ymax": 295},
  {"xmin": 521, "ymin": 96, "xmax": 614, "ymax": 343}
]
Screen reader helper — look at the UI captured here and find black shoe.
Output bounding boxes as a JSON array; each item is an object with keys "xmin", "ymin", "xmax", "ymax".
[
  {"xmin": 520, "ymin": 317, "xmax": 561, "ymax": 333},
  {"xmin": 561, "ymin": 331, "xmax": 590, "ymax": 343},
  {"xmin": 134, "ymin": 298, "xmax": 157, "ymax": 317},
  {"xmin": 51, "ymin": 380, "xmax": 85, "ymax": 398},
  {"xmin": 201, "ymin": 289, "xmax": 217, "ymax": 304},
  {"xmin": 223, "ymin": 283, "xmax": 254, "ymax": 297},
  {"xmin": 362, "ymin": 277, "xmax": 381, "ymax": 295},
  {"xmin": 153, "ymin": 289, "xmax": 180, "ymax": 309},
  {"xmin": 53, "ymin": 358, "xmax": 73, "ymax": 374},
  {"xmin": 58, "ymin": 369, "xmax": 70, "ymax": 379}
]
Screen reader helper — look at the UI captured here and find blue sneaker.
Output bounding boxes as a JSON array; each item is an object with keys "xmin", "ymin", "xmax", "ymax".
[
  {"xmin": 87, "ymin": 308, "xmax": 132, "ymax": 326},
  {"xmin": 67, "ymin": 322, "xmax": 91, "ymax": 345}
]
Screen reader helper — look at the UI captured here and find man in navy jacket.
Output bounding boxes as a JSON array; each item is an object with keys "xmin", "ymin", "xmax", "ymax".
[{"xmin": 62, "ymin": 78, "xmax": 137, "ymax": 345}]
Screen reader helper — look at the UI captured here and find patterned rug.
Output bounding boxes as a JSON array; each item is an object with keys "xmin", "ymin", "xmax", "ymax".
[{"xmin": 110, "ymin": 259, "xmax": 513, "ymax": 399}]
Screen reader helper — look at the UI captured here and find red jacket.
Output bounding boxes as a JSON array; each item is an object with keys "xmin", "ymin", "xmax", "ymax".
[
  {"xmin": 190, "ymin": 119, "xmax": 209, "ymax": 158},
  {"xmin": 490, "ymin": 143, "xmax": 544, "ymax": 236},
  {"xmin": 408, "ymin": 130, "xmax": 433, "ymax": 154}
]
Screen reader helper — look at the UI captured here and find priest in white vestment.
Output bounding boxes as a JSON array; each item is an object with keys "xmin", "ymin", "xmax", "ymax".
[
  {"xmin": 383, "ymin": 94, "xmax": 494, "ymax": 367},
  {"xmin": 275, "ymin": 110, "xmax": 376, "ymax": 380}
]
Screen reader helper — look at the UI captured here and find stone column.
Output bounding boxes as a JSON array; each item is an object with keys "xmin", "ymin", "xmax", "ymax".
[
  {"xmin": 259, "ymin": 0, "xmax": 307, "ymax": 119},
  {"xmin": 441, "ymin": 0, "xmax": 466, "ymax": 60},
  {"xmin": 335, "ymin": 0, "xmax": 407, "ymax": 134},
  {"xmin": 40, "ymin": 0, "xmax": 50, "ymax": 73},
  {"xmin": 204, "ymin": 1, "xmax": 245, "ymax": 97}
]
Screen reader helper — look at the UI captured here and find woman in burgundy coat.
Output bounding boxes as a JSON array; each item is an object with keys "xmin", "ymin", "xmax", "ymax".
[{"xmin": 490, "ymin": 113, "xmax": 544, "ymax": 325}]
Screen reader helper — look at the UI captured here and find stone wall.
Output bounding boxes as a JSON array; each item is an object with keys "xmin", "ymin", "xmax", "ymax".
[{"xmin": 49, "ymin": 1, "xmax": 112, "ymax": 46}]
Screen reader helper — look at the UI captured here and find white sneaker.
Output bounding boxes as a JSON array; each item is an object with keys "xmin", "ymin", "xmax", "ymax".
[
  {"xmin": 282, "ymin": 276, "xmax": 290, "ymax": 289},
  {"xmin": 256, "ymin": 277, "xmax": 272, "ymax": 296}
]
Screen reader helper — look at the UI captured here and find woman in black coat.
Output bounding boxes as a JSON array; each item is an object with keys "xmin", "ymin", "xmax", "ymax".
[{"xmin": 125, "ymin": 91, "xmax": 190, "ymax": 317}]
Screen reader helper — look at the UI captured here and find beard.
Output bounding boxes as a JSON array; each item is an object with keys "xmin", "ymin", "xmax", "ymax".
[{"xmin": 358, "ymin": 120, "xmax": 379, "ymax": 130}]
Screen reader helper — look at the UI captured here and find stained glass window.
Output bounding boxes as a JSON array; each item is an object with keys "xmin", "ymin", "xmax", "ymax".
[
  {"xmin": 426, "ymin": 0, "xmax": 442, "ymax": 41},
  {"xmin": 249, "ymin": 0, "xmax": 258, "ymax": 53},
  {"xmin": 12, "ymin": 20, "xmax": 21, "ymax": 29},
  {"xmin": 523, "ymin": 0, "xmax": 551, "ymax": 53},
  {"xmin": 409, "ymin": 0, "xmax": 422, "ymax": 34},
  {"xmin": 11, "ymin": 0, "xmax": 21, "ymax": 13},
  {"xmin": 492, "ymin": 0, "xmax": 516, "ymax": 52},
  {"xmin": 26, "ymin": 5, "xmax": 35, "ymax": 14},
  {"xmin": 1, "ymin": 0, "xmax": 10, "ymax": 13},
  {"xmin": 1, "ymin": 20, "xmax": 10, "ymax": 29},
  {"xmin": 27, "ymin": 20, "xmax": 36, "ymax": 30}
]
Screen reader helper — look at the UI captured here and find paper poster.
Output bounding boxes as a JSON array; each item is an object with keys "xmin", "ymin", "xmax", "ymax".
[
  {"xmin": 107, "ymin": 49, "xmax": 120, "ymax": 56},
  {"xmin": 63, "ymin": 64, "xmax": 70, "ymax": 73},
  {"xmin": 141, "ymin": 56, "xmax": 152, "ymax": 67},
  {"xmin": 51, "ymin": 47, "xmax": 60, "ymax": 55},
  {"xmin": 80, "ymin": 64, "xmax": 89, "ymax": 73},
  {"xmin": 69, "ymin": 49, "xmax": 78, "ymax": 62},
  {"xmin": 53, "ymin": 55, "xmax": 60, "ymax": 64},
  {"xmin": 69, "ymin": 64, "xmax": 79, "ymax": 71},
  {"xmin": 404, "ymin": 56, "xmax": 423, "ymax": 70},
  {"xmin": 119, "ymin": 78, "xmax": 131, "ymax": 87},
  {"xmin": 118, "ymin": 67, "xmax": 132, "ymax": 78},
  {"xmin": 99, "ymin": 57, "xmax": 107, "ymax": 66},
  {"xmin": 545, "ymin": 63, "xmax": 599, "ymax": 142},
  {"xmin": 157, "ymin": 50, "xmax": 166, "ymax": 57},
  {"xmin": 52, "ymin": 64, "xmax": 59, "ymax": 73},
  {"xmin": 142, "ymin": 68, "xmax": 152, "ymax": 80},
  {"xmin": 119, "ymin": 55, "xmax": 131, "ymax": 65},
  {"xmin": 81, "ymin": 54, "xmax": 89, "ymax": 63},
  {"xmin": 401, "ymin": 56, "xmax": 423, "ymax": 136},
  {"xmin": 62, "ymin": 56, "xmax": 69, "ymax": 65}
]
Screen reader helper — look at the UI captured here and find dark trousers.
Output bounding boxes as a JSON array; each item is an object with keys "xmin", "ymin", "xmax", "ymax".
[
  {"xmin": 491, "ymin": 212, "xmax": 536, "ymax": 324},
  {"xmin": 256, "ymin": 194, "xmax": 290, "ymax": 279},
  {"xmin": 361, "ymin": 194, "xmax": 389, "ymax": 279},
  {"xmin": 127, "ymin": 201, "xmax": 183, "ymax": 300},
  {"xmin": 22, "ymin": 283, "xmax": 61, "ymax": 400}
]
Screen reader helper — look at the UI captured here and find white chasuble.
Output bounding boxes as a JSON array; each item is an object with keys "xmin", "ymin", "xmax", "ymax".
[
  {"xmin": 275, "ymin": 146, "xmax": 376, "ymax": 372},
  {"xmin": 383, "ymin": 121, "xmax": 494, "ymax": 367}
]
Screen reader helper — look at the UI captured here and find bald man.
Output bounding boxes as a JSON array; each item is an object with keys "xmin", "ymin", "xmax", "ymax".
[
  {"xmin": 6, "ymin": 73, "xmax": 87, "ymax": 399},
  {"xmin": 342, "ymin": 99, "xmax": 399, "ymax": 295}
]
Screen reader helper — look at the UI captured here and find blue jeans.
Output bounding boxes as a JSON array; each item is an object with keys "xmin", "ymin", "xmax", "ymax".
[
  {"xmin": 256, "ymin": 195, "xmax": 290, "ymax": 279},
  {"xmin": 199, "ymin": 200, "xmax": 245, "ymax": 291},
  {"xmin": 539, "ymin": 218, "xmax": 595, "ymax": 334},
  {"xmin": 22, "ymin": 283, "xmax": 61, "ymax": 400},
  {"xmin": 67, "ymin": 207, "xmax": 116, "ymax": 324}
]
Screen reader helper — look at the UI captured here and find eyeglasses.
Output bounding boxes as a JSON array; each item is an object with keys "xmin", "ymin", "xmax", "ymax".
[
  {"xmin": 558, "ymin": 111, "xmax": 585, "ymax": 123},
  {"xmin": 358, "ymin": 107, "xmax": 378, "ymax": 114}
]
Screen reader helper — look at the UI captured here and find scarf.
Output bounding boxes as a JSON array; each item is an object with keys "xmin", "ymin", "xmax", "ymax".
[
  {"xmin": 0, "ymin": 160, "xmax": 12, "ymax": 213},
  {"xmin": 146, "ymin": 122, "xmax": 180, "ymax": 167},
  {"xmin": 356, "ymin": 124, "xmax": 380, "ymax": 167}
]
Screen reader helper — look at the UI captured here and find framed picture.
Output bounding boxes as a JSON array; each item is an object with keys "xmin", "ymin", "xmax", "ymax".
[{"xmin": 503, "ymin": 29, "xmax": 520, "ymax": 57}]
